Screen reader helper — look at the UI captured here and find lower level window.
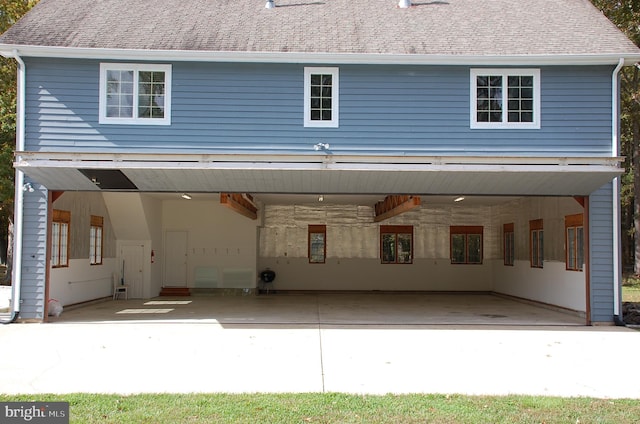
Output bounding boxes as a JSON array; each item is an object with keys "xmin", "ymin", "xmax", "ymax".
[
  {"xmin": 90, "ymin": 215, "xmax": 104, "ymax": 265},
  {"xmin": 308, "ymin": 225, "xmax": 326, "ymax": 264},
  {"xmin": 52, "ymin": 209, "xmax": 70, "ymax": 268},
  {"xmin": 504, "ymin": 223, "xmax": 514, "ymax": 266},
  {"xmin": 530, "ymin": 219, "xmax": 544, "ymax": 268},
  {"xmin": 450, "ymin": 226, "xmax": 483, "ymax": 264},
  {"xmin": 565, "ymin": 214, "xmax": 584, "ymax": 271},
  {"xmin": 380, "ymin": 225, "xmax": 413, "ymax": 264}
]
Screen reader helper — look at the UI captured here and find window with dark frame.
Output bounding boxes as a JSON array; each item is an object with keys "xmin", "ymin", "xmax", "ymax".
[
  {"xmin": 530, "ymin": 219, "xmax": 544, "ymax": 268},
  {"xmin": 380, "ymin": 225, "xmax": 413, "ymax": 264},
  {"xmin": 90, "ymin": 215, "xmax": 104, "ymax": 265},
  {"xmin": 504, "ymin": 222, "xmax": 514, "ymax": 266},
  {"xmin": 565, "ymin": 213, "xmax": 584, "ymax": 272},
  {"xmin": 52, "ymin": 209, "xmax": 70, "ymax": 268},
  {"xmin": 450, "ymin": 226, "xmax": 483, "ymax": 264},
  {"xmin": 310, "ymin": 73, "xmax": 332, "ymax": 122},
  {"xmin": 308, "ymin": 225, "xmax": 326, "ymax": 264}
]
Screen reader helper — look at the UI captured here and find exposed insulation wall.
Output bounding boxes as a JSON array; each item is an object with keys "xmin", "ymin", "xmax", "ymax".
[
  {"xmin": 491, "ymin": 197, "xmax": 584, "ymax": 263},
  {"xmin": 260, "ymin": 203, "xmax": 498, "ymax": 260}
]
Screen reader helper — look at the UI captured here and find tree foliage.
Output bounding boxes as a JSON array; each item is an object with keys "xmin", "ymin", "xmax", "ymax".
[
  {"xmin": 590, "ymin": 0, "xmax": 640, "ymax": 272},
  {"xmin": 0, "ymin": 0, "xmax": 37, "ymax": 270}
]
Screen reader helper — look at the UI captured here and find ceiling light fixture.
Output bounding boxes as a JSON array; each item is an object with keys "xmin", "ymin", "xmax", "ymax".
[
  {"xmin": 454, "ymin": 196, "xmax": 465, "ymax": 202},
  {"xmin": 181, "ymin": 193, "xmax": 192, "ymax": 200},
  {"xmin": 318, "ymin": 195, "xmax": 324, "ymax": 202}
]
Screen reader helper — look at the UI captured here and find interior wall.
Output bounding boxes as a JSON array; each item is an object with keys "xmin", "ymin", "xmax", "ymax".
[
  {"xmin": 49, "ymin": 193, "xmax": 587, "ymax": 308},
  {"xmin": 491, "ymin": 197, "xmax": 586, "ymax": 311},
  {"xmin": 49, "ymin": 192, "xmax": 117, "ymax": 306},
  {"xmin": 258, "ymin": 203, "xmax": 496, "ymax": 291},
  {"xmin": 141, "ymin": 194, "xmax": 163, "ymax": 297},
  {"xmin": 52, "ymin": 192, "xmax": 117, "ymax": 259},
  {"xmin": 103, "ymin": 193, "xmax": 156, "ymax": 299},
  {"xmin": 162, "ymin": 199, "xmax": 260, "ymax": 288},
  {"xmin": 49, "ymin": 258, "xmax": 116, "ymax": 306}
]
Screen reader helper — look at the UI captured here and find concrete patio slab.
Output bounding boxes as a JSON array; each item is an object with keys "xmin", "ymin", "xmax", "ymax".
[
  {"xmin": 0, "ymin": 293, "xmax": 638, "ymax": 398},
  {"xmin": 319, "ymin": 326, "xmax": 639, "ymax": 398},
  {"xmin": 47, "ymin": 293, "xmax": 586, "ymax": 326}
]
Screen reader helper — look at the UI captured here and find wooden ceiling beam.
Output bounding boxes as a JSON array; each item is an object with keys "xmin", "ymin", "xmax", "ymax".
[
  {"xmin": 573, "ymin": 196, "xmax": 586, "ymax": 207},
  {"xmin": 373, "ymin": 195, "xmax": 421, "ymax": 222},
  {"xmin": 220, "ymin": 193, "xmax": 258, "ymax": 220},
  {"xmin": 51, "ymin": 191, "xmax": 64, "ymax": 203}
]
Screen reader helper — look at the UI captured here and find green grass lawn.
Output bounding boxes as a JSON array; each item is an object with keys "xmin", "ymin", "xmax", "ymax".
[
  {"xmin": 623, "ymin": 276, "xmax": 640, "ymax": 302},
  {"xmin": 2, "ymin": 393, "xmax": 640, "ymax": 423}
]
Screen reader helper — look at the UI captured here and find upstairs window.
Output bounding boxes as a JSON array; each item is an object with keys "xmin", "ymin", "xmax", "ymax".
[
  {"xmin": 99, "ymin": 63, "xmax": 172, "ymax": 125},
  {"xmin": 304, "ymin": 67, "xmax": 339, "ymax": 128},
  {"xmin": 565, "ymin": 214, "xmax": 584, "ymax": 272},
  {"xmin": 450, "ymin": 226, "xmax": 483, "ymax": 264},
  {"xmin": 52, "ymin": 209, "xmax": 70, "ymax": 268},
  {"xmin": 90, "ymin": 215, "xmax": 104, "ymax": 265},
  {"xmin": 470, "ymin": 69, "xmax": 540, "ymax": 129},
  {"xmin": 380, "ymin": 225, "xmax": 413, "ymax": 264}
]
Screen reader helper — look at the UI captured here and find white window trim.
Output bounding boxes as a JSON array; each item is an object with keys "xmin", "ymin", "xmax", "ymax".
[
  {"xmin": 304, "ymin": 67, "xmax": 339, "ymax": 128},
  {"xmin": 470, "ymin": 68, "xmax": 540, "ymax": 129},
  {"xmin": 99, "ymin": 63, "xmax": 172, "ymax": 125}
]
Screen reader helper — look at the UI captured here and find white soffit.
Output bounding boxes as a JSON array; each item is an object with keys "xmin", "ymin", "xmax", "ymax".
[{"xmin": 16, "ymin": 158, "xmax": 622, "ymax": 196}]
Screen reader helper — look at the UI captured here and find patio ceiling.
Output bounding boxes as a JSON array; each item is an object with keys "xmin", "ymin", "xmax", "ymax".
[{"xmin": 15, "ymin": 153, "xmax": 622, "ymax": 199}]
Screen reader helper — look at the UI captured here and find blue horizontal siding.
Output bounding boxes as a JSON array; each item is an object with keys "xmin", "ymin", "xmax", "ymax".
[
  {"xmin": 18, "ymin": 180, "xmax": 48, "ymax": 321},
  {"xmin": 589, "ymin": 182, "xmax": 617, "ymax": 323},
  {"xmin": 24, "ymin": 58, "xmax": 613, "ymax": 156}
]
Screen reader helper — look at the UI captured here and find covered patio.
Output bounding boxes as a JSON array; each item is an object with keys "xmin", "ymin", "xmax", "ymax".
[{"xmin": 48, "ymin": 293, "xmax": 585, "ymax": 326}]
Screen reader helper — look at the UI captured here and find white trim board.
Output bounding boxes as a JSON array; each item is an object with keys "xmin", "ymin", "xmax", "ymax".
[{"xmin": 2, "ymin": 45, "xmax": 640, "ymax": 66}]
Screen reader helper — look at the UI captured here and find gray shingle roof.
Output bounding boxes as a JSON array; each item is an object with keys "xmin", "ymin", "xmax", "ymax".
[{"xmin": 1, "ymin": 0, "xmax": 639, "ymax": 57}]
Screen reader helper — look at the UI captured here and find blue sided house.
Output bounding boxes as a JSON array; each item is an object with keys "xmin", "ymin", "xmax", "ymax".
[{"xmin": 0, "ymin": 0, "xmax": 639, "ymax": 324}]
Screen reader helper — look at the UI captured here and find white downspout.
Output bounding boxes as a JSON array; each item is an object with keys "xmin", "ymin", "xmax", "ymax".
[
  {"xmin": 611, "ymin": 58, "xmax": 624, "ymax": 322},
  {"xmin": 3, "ymin": 50, "xmax": 26, "ymax": 323}
]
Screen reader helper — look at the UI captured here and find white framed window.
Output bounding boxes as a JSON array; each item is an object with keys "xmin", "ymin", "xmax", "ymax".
[
  {"xmin": 304, "ymin": 67, "xmax": 339, "ymax": 128},
  {"xmin": 99, "ymin": 63, "xmax": 172, "ymax": 125},
  {"xmin": 470, "ymin": 68, "xmax": 540, "ymax": 129}
]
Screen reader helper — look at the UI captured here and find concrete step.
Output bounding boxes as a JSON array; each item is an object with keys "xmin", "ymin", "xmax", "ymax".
[{"xmin": 159, "ymin": 287, "xmax": 191, "ymax": 297}]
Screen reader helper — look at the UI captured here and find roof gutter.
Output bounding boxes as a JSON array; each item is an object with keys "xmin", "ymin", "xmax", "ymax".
[
  {"xmin": 611, "ymin": 58, "xmax": 624, "ymax": 325},
  {"xmin": 2, "ymin": 50, "xmax": 25, "ymax": 324},
  {"xmin": 1, "ymin": 44, "xmax": 640, "ymax": 66}
]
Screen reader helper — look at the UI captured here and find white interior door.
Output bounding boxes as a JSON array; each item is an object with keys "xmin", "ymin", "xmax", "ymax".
[
  {"xmin": 164, "ymin": 231, "xmax": 188, "ymax": 287},
  {"xmin": 121, "ymin": 244, "xmax": 144, "ymax": 299}
]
